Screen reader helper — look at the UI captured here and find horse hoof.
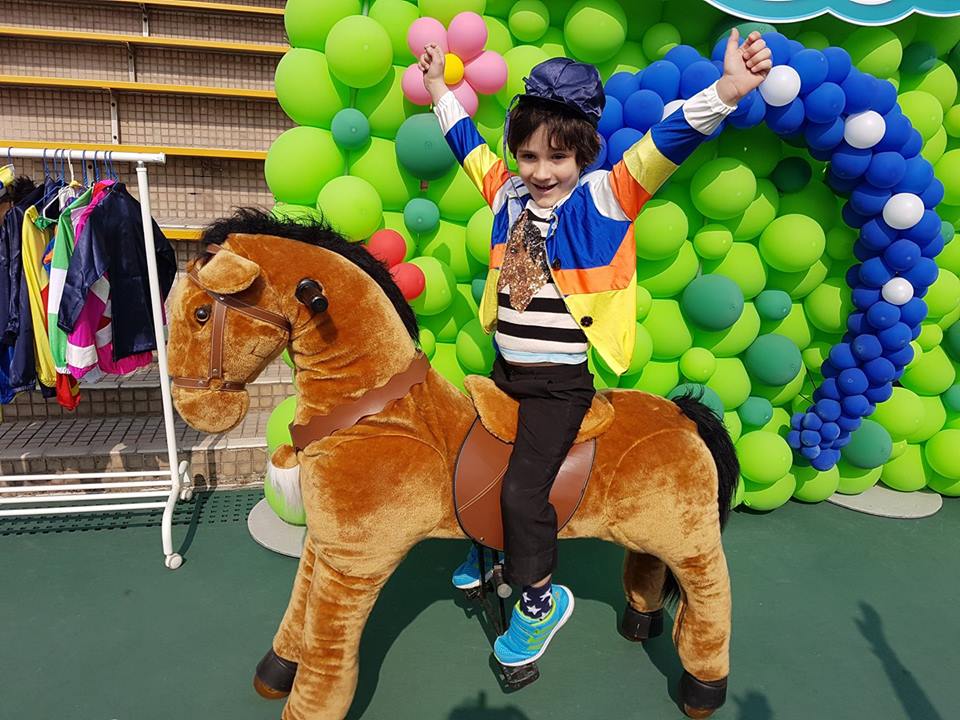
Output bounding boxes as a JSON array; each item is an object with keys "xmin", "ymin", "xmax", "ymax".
[
  {"xmin": 679, "ymin": 672, "xmax": 727, "ymax": 718},
  {"xmin": 253, "ymin": 647, "xmax": 298, "ymax": 699},
  {"xmin": 619, "ymin": 605, "xmax": 663, "ymax": 642},
  {"xmin": 500, "ymin": 661, "xmax": 540, "ymax": 690}
]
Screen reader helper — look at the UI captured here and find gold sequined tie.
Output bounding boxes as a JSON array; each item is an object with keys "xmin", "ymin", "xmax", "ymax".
[{"xmin": 497, "ymin": 209, "xmax": 550, "ymax": 312}]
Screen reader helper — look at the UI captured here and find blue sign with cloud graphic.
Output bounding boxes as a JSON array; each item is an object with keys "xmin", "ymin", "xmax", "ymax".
[{"xmin": 704, "ymin": 0, "xmax": 960, "ymax": 25}]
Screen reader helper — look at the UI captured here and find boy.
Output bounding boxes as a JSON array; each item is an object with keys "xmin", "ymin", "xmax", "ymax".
[{"xmin": 420, "ymin": 29, "xmax": 771, "ymax": 668}]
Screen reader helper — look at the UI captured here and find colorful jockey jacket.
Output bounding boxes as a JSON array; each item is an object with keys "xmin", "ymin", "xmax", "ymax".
[{"xmin": 433, "ymin": 81, "xmax": 736, "ymax": 375}]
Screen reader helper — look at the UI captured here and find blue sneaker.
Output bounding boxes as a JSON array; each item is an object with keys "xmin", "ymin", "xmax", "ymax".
[
  {"xmin": 451, "ymin": 544, "xmax": 499, "ymax": 590},
  {"xmin": 494, "ymin": 584, "xmax": 575, "ymax": 667}
]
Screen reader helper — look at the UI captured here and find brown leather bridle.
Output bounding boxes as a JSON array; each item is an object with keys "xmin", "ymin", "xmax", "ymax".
[{"xmin": 171, "ymin": 245, "xmax": 290, "ymax": 393}]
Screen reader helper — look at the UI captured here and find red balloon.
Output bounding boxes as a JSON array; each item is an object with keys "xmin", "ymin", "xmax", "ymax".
[
  {"xmin": 366, "ymin": 229, "xmax": 406, "ymax": 267},
  {"xmin": 391, "ymin": 262, "xmax": 426, "ymax": 300}
]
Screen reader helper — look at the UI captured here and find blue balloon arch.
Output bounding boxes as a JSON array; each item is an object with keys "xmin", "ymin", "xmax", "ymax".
[{"xmin": 599, "ymin": 32, "xmax": 946, "ymax": 472}]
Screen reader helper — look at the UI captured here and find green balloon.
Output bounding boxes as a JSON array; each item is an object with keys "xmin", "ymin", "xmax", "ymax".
[
  {"xmin": 272, "ymin": 202, "xmax": 322, "ymax": 225},
  {"xmin": 465, "ymin": 206, "xmax": 493, "ymax": 264},
  {"xmin": 924, "ymin": 268, "xmax": 960, "ymax": 319},
  {"xmin": 880, "ymin": 444, "xmax": 929, "ymax": 492},
  {"xmin": 396, "ymin": 114, "xmax": 457, "ymax": 181},
  {"xmin": 430, "ymin": 341, "xmax": 467, "ymax": 393},
  {"xmin": 759, "ymin": 214, "xmax": 826, "ymax": 273},
  {"xmin": 777, "ymin": 181, "xmax": 838, "ymax": 233},
  {"xmin": 927, "ymin": 470, "xmax": 960, "ymax": 496},
  {"xmin": 737, "ymin": 431, "xmax": 793, "ymax": 485},
  {"xmin": 900, "ymin": 346, "xmax": 957, "ymax": 396},
  {"xmin": 470, "ymin": 275, "xmax": 486, "ymax": 305},
  {"xmin": 679, "ymin": 347, "xmax": 717, "ymax": 383},
  {"xmin": 946, "ymin": 321, "xmax": 960, "ymax": 361},
  {"xmin": 872, "ymin": 387, "xmax": 925, "ymax": 442},
  {"xmin": 841, "ymin": 419, "xmax": 893, "ymax": 469},
  {"xmin": 622, "ymin": 360, "xmax": 679, "ymax": 395},
  {"xmin": 725, "ymin": 411, "xmax": 743, "ymax": 444},
  {"xmin": 419, "ymin": 220, "xmax": 484, "ymax": 283},
  {"xmin": 945, "ymin": 106, "xmax": 960, "ymax": 138},
  {"xmin": 406, "ymin": 198, "xmax": 442, "ymax": 236},
  {"xmin": 900, "ymin": 61, "xmax": 959, "ymax": 112},
  {"xmin": 668, "ymin": 383, "xmax": 724, "ymax": 419},
  {"xmin": 681, "ymin": 274, "xmax": 744, "ymax": 331},
  {"xmin": 718, "ymin": 128, "xmax": 782, "ymax": 178},
  {"xmin": 380, "ymin": 211, "xmax": 417, "ymax": 259},
  {"xmin": 419, "ymin": 0, "xmax": 485, "ymax": 25},
  {"xmin": 724, "ymin": 179, "xmax": 779, "ymax": 241},
  {"xmin": 354, "ymin": 67, "xmax": 411, "ymax": 140},
  {"xmin": 738, "ymin": 396, "xmax": 773, "ymax": 428},
  {"xmin": 325, "ymin": 15, "xmax": 392, "ymax": 89},
  {"xmin": 845, "ymin": 27, "xmax": 902, "ymax": 79},
  {"xmin": 694, "ymin": 302, "xmax": 761, "ymax": 358},
  {"xmin": 906, "ymin": 395, "xmax": 946, "ymax": 443},
  {"xmin": 316, "ymin": 175, "xmax": 382, "ymax": 241},
  {"xmin": 766, "ymin": 257, "xmax": 831, "ymax": 301},
  {"xmin": 655, "ymin": 183, "xmax": 703, "ymax": 236},
  {"xmin": 628, "ymin": 324, "xmax": 655, "ymax": 375},
  {"xmin": 636, "ymin": 241, "xmax": 699, "ymax": 298},
  {"xmin": 456, "ymin": 319, "xmax": 495, "ymax": 375},
  {"xmin": 275, "ymin": 49, "xmax": 350, "ymax": 128},
  {"xmin": 409, "ymin": 256, "xmax": 457, "ymax": 317},
  {"xmin": 509, "ymin": 0, "xmax": 549, "ymax": 42},
  {"xmin": 642, "ymin": 22, "xmax": 681, "ymax": 61},
  {"xmin": 706, "ymin": 357, "xmax": 752, "ymax": 410},
  {"xmin": 921, "ymin": 126, "xmax": 947, "ymax": 164},
  {"xmin": 266, "ymin": 395, "xmax": 296, "ymax": 455},
  {"xmin": 483, "ymin": 15, "xmax": 515, "ymax": 55},
  {"xmin": 760, "ymin": 303, "xmax": 812, "ymax": 351},
  {"xmin": 899, "ymin": 90, "xmax": 944, "ymax": 141},
  {"xmin": 824, "ymin": 224, "xmax": 856, "ymax": 262},
  {"xmin": 496, "ymin": 45, "xmax": 549, "ymax": 107},
  {"xmin": 836, "ymin": 459, "xmax": 883, "ymax": 495},
  {"xmin": 693, "ymin": 224, "xmax": 733, "ymax": 260},
  {"xmin": 635, "ymin": 200, "xmax": 689, "ymax": 260},
  {"xmin": 418, "ymin": 284, "xmax": 476, "ymax": 341},
  {"xmin": 702, "ymin": 242, "xmax": 767, "ymax": 299},
  {"xmin": 643, "ymin": 299, "xmax": 693, "ymax": 360},
  {"xmin": 367, "ymin": 0, "xmax": 420, "ymax": 64},
  {"xmin": 792, "ymin": 463, "xmax": 840, "ymax": 503},
  {"xmin": 331, "ymin": 108, "xmax": 371, "ymax": 149},
  {"xmin": 564, "ymin": 0, "xmax": 627, "ymax": 63},
  {"xmin": 752, "ymin": 364, "xmax": 807, "ymax": 407},
  {"xmin": 348, "ymin": 137, "xmax": 417, "ymax": 212},
  {"xmin": 804, "ymin": 277, "xmax": 853, "ymax": 334},
  {"xmin": 770, "ymin": 156, "xmax": 812, "ymax": 194},
  {"xmin": 755, "ymin": 290, "xmax": 791, "ymax": 321},
  {"xmin": 691, "ymin": 158, "xmax": 757, "ymax": 221},
  {"xmin": 672, "ymin": 141, "xmax": 718, "ymax": 183},
  {"xmin": 760, "ymin": 407, "xmax": 792, "ymax": 435},
  {"xmin": 662, "ymin": 0, "xmax": 725, "ymax": 45},
  {"xmin": 743, "ymin": 473, "xmax": 796, "ymax": 511},
  {"xmin": 794, "ymin": 30, "xmax": 830, "ymax": 51},
  {"xmin": 475, "ymin": 94, "xmax": 507, "ymax": 149},
  {"xmin": 944, "ymin": 384, "xmax": 960, "ymax": 412},
  {"xmin": 265, "ymin": 127, "xmax": 345, "ymax": 205},
  {"xmin": 420, "ymin": 326, "xmax": 437, "ymax": 359},
  {"xmin": 425, "ymin": 164, "xmax": 486, "ymax": 222},
  {"xmin": 596, "ymin": 40, "xmax": 648, "ymax": 77},
  {"xmin": 801, "ymin": 340, "xmax": 831, "ymax": 373},
  {"xmin": 284, "ymin": 0, "xmax": 360, "ymax": 51},
  {"xmin": 744, "ymin": 334, "xmax": 802, "ymax": 386}
]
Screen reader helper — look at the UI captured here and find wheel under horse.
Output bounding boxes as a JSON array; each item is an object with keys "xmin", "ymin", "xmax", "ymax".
[{"xmin": 166, "ymin": 210, "xmax": 739, "ymax": 719}]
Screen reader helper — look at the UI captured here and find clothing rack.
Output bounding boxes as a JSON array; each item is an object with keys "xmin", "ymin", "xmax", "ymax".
[{"xmin": 0, "ymin": 146, "xmax": 191, "ymax": 569}]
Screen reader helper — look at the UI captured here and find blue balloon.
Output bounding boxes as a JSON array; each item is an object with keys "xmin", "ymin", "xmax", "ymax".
[
  {"xmin": 902, "ymin": 257, "xmax": 939, "ymax": 287},
  {"xmin": 816, "ymin": 398, "xmax": 842, "ymax": 421},
  {"xmin": 904, "ymin": 209, "xmax": 942, "ymax": 243},
  {"xmin": 639, "ymin": 60, "xmax": 681, "ymax": 102},
  {"xmin": 800, "ymin": 443, "xmax": 822, "ymax": 459},
  {"xmin": 865, "ymin": 356, "xmax": 897, "ymax": 384},
  {"xmin": 584, "ymin": 134, "xmax": 608, "ymax": 173},
  {"xmin": 607, "ymin": 127, "xmax": 644, "ymax": 165},
  {"xmin": 860, "ymin": 218, "xmax": 897, "ymax": 249},
  {"xmin": 819, "ymin": 377, "xmax": 842, "ymax": 400},
  {"xmin": 811, "ymin": 447, "xmax": 841, "ymax": 471},
  {"xmin": 623, "ymin": 90, "xmax": 664, "ymax": 133},
  {"xmin": 866, "ymin": 152, "xmax": 907, "ymax": 188},
  {"xmin": 842, "ymin": 202, "xmax": 871, "ymax": 229},
  {"xmin": 841, "ymin": 394, "xmax": 870, "ymax": 417},
  {"xmin": 597, "ymin": 96, "xmax": 623, "ymax": 139},
  {"xmin": 921, "ymin": 178, "xmax": 945, "ymax": 208},
  {"xmin": 664, "ymin": 44, "xmax": 703, "ymax": 73},
  {"xmin": 729, "ymin": 91, "xmax": 766, "ymax": 128},
  {"xmin": 883, "ymin": 239, "xmax": 921, "ymax": 271},
  {"xmin": 765, "ymin": 98, "xmax": 806, "ymax": 134},
  {"xmin": 875, "ymin": 111, "xmax": 912, "ymax": 153},
  {"xmin": 878, "ymin": 322, "xmax": 912, "ymax": 351},
  {"xmin": 800, "ymin": 429, "xmax": 822, "ymax": 446},
  {"xmin": 790, "ymin": 411, "xmax": 805, "ymax": 430},
  {"xmin": 852, "ymin": 286, "xmax": 882, "ymax": 310},
  {"xmin": 803, "ymin": 82, "xmax": 845, "ymax": 124},
  {"xmin": 823, "ymin": 46, "xmax": 852, "ymax": 84},
  {"xmin": 899, "ymin": 297, "xmax": 927, "ymax": 326},
  {"xmin": 788, "ymin": 428, "xmax": 803, "ymax": 447},
  {"xmin": 841, "ymin": 70, "xmax": 877, "ymax": 114},
  {"xmin": 711, "ymin": 36, "xmax": 728, "ymax": 63},
  {"xmin": 805, "ymin": 117, "xmax": 845, "ymax": 150},
  {"xmin": 847, "ymin": 311, "xmax": 869, "ymax": 335},
  {"xmin": 866, "ymin": 299, "xmax": 901, "ymax": 329},
  {"xmin": 852, "ymin": 333, "xmax": 883, "ymax": 361},
  {"xmin": 872, "ymin": 80, "xmax": 899, "ymax": 115},
  {"xmin": 838, "ymin": 367, "xmax": 869, "ymax": 396},
  {"xmin": 853, "ymin": 241, "xmax": 878, "ymax": 263},
  {"xmin": 896, "ymin": 156, "xmax": 935, "ymax": 194},
  {"xmin": 921, "ymin": 234, "xmax": 945, "ymax": 258},
  {"xmin": 820, "ymin": 421, "xmax": 841, "ymax": 441},
  {"xmin": 827, "ymin": 169, "xmax": 860, "ymax": 193},
  {"xmin": 885, "ymin": 345, "xmax": 915, "ymax": 368},
  {"xmin": 790, "ymin": 49, "xmax": 829, "ymax": 94},
  {"xmin": 865, "ymin": 383, "xmax": 893, "ymax": 403},
  {"xmin": 831, "ymin": 143, "xmax": 872, "ymax": 179},
  {"xmin": 900, "ymin": 129, "xmax": 923, "ymax": 158},
  {"xmin": 829, "ymin": 342, "xmax": 857, "ymax": 369},
  {"xmin": 761, "ymin": 31, "xmax": 792, "ymax": 65},
  {"xmin": 787, "ymin": 39, "xmax": 804, "ymax": 59},
  {"xmin": 680, "ymin": 60, "xmax": 721, "ymax": 99},
  {"xmin": 802, "ymin": 413, "xmax": 823, "ymax": 430},
  {"xmin": 605, "ymin": 72, "xmax": 639, "ymax": 105},
  {"xmin": 850, "ymin": 183, "xmax": 891, "ymax": 216}
]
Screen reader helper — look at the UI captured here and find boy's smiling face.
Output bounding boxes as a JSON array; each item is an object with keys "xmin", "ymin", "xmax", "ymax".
[{"xmin": 516, "ymin": 124, "xmax": 581, "ymax": 209}]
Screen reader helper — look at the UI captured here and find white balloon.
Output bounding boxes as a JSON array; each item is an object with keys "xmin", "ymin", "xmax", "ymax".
[
  {"xmin": 881, "ymin": 277, "xmax": 914, "ymax": 305},
  {"xmin": 759, "ymin": 65, "xmax": 801, "ymax": 107},
  {"xmin": 844, "ymin": 111, "xmax": 886, "ymax": 149},
  {"xmin": 882, "ymin": 193, "xmax": 925, "ymax": 230},
  {"xmin": 662, "ymin": 99, "xmax": 685, "ymax": 120}
]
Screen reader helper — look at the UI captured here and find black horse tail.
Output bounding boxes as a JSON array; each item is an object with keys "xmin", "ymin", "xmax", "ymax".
[{"xmin": 659, "ymin": 393, "xmax": 740, "ymax": 606}]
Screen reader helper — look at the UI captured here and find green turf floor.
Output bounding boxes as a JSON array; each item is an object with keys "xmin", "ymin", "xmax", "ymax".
[{"xmin": 1, "ymin": 490, "xmax": 956, "ymax": 720}]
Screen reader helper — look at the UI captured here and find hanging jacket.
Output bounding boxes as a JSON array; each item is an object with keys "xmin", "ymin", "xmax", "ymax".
[
  {"xmin": 48, "ymin": 186, "xmax": 93, "ymax": 372},
  {"xmin": 21, "ymin": 204, "xmax": 57, "ymax": 387},
  {"xmin": 58, "ymin": 184, "xmax": 176, "ymax": 360}
]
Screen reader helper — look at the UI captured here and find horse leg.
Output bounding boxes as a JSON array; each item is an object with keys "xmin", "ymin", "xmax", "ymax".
[
  {"xmin": 253, "ymin": 535, "xmax": 320, "ymax": 699},
  {"xmin": 668, "ymin": 542, "xmax": 732, "ymax": 719},
  {"xmin": 280, "ymin": 547, "xmax": 399, "ymax": 720},
  {"xmin": 619, "ymin": 551, "xmax": 668, "ymax": 642}
]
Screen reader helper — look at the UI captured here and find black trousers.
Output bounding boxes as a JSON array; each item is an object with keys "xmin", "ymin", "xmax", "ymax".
[{"xmin": 490, "ymin": 354, "xmax": 595, "ymax": 586}]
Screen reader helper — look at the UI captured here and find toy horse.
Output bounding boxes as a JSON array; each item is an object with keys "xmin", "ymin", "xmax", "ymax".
[{"xmin": 166, "ymin": 210, "xmax": 738, "ymax": 719}]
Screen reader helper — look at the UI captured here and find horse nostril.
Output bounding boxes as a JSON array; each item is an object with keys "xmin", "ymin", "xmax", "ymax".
[{"xmin": 296, "ymin": 278, "xmax": 328, "ymax": 314}]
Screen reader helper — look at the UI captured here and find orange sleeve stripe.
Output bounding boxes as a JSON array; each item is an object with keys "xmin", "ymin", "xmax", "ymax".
[
  {"xmin": 553, "ymin": 226, "xmax": 636, "ymax": 295},
  {"xmin": 609, "ymin": 162, "xmax": 653, "ymax": 219}
]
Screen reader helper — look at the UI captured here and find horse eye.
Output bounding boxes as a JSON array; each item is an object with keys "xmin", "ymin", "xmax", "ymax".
[{"xmin": 195, "ymin": 305, "xmax": 211, "ymax": 323}]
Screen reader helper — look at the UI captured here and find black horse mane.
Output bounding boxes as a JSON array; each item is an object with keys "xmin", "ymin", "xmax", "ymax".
[{"xmin": 201, "ymin": 208, "xmax": 419, "ymax": 344}]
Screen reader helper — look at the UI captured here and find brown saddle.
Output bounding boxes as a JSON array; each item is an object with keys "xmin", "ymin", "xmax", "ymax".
[{"xmin": 453, "ymin": 375, "xmax": 615, "ymax": 551}]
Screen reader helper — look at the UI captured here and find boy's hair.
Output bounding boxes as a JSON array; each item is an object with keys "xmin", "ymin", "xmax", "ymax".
[{"xmin": 506, "ymin": 98, "xmax": 601, "ymax": 170}]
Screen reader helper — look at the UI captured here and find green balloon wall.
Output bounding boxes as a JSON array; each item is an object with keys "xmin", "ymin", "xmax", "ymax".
[{"xmin": 265, "ymin": 0, "xmax": 960, "ymax": 516}]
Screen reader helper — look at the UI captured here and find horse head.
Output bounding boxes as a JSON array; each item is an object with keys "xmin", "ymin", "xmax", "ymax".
[{"xmin": 167, "ymin": 209, "xmax": 421, "ymax": 434}]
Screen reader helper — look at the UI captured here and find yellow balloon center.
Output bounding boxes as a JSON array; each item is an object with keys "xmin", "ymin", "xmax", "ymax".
[{"xmin": 444, "ymin": 53, "xmax": 465, "ymax": 85}]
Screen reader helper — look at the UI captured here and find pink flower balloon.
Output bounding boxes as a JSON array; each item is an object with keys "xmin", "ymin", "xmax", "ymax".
[
  {"xmin": 401, "ymin": 63, "xmax": 432, "ymax": 106},
  {"xmin": 406, "ymin": 16, "xmax": 448, "ymax": 58},
  {"xmin": 464, "ymin": 50, "xmax": 508, "ymax": 95},
  {"xmin": 451, "ymin": 80, "xmax": 479, "ymax": 117},
  {"xmin": 447, "ymin": 11, "xmax": 487, "ymax": 62}
]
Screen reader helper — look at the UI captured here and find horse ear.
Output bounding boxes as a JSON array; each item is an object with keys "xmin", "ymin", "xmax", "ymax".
[{"xmin": 196, "ymin": 248, "xmax": 261, "ymax": 295}]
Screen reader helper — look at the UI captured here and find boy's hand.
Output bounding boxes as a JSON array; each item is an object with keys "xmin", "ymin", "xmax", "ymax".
[
  {"xmin": 418, "ymin": 43, "xmax": 449, "ymax": 104},
  {"xmin": 717, "ymin": 29, "xmax": 773, "ymax": 105}
]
